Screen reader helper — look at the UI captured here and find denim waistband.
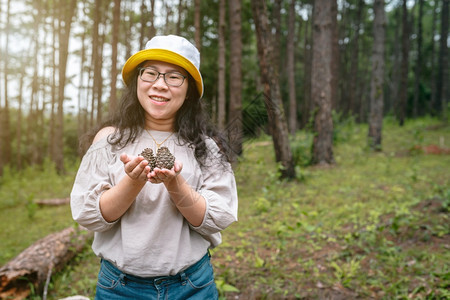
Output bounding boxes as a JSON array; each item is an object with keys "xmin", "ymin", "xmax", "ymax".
[{"xmin": 101, "ymin": 252, "xmax": 210, "ymax": 284}]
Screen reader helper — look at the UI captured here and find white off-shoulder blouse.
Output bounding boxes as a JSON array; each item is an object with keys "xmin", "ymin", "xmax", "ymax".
[{"xmin": 70, "ymin": 130, "xmax": 238, "ymax": 277}]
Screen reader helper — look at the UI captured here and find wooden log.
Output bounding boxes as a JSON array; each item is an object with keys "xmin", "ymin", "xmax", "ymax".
[
  {"xmin": 0, "ymin": 226, "xmax": 93, "ymax": 299},
  {"xmin": 35, "ymin": 197, "xmax": 70, "ymax": 206}
]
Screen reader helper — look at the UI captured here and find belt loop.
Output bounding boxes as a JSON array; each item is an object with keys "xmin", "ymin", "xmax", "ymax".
[
  {"xmin": 180, "ymin": 272, "xmax": 187, "ymax": 285},
  {"xmin": 119, "ymin": 273, "xmax": 127, "ymax": 286}
]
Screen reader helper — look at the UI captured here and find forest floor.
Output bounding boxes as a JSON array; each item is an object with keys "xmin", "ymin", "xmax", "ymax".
[{"xmin": 0, "ymin": 117, "xmax": 449, "ymax": 299}]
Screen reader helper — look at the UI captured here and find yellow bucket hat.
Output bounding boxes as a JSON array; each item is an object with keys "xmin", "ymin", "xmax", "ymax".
[{"xmin": 122, "ymin": 35, "xmax": 204, "ymax": 98}]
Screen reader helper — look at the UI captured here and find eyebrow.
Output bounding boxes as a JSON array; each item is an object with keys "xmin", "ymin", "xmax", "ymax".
[{"xmin": 144, "ymin": 65, "xmax": 185, "ymax": 75}]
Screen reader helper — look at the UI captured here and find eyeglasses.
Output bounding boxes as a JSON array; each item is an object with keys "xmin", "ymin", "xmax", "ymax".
[{"xmin": 138, "ymin": 67, "xmax": 186, "ymax": 87}]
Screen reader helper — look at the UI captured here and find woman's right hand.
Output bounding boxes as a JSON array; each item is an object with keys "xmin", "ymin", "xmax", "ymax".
[{"xmin": 120, "ymin": 153, "xmax": 151, "ymax": 182}]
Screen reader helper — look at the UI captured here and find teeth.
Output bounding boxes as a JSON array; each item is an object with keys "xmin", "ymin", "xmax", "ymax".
[{"xmin": 151, "ymin": 96, "xmax": 168, "ymax": 102}]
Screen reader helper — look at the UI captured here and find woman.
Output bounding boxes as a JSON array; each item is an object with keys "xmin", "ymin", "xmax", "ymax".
[{"xmin": 71, "ymin": 35, "xmax": 238, "ymax": 299}]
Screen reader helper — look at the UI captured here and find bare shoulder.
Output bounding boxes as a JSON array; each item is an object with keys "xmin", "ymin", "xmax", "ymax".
[{"xmin": 93, "ymin": 126, "xmax": 116, "ymax": 144}]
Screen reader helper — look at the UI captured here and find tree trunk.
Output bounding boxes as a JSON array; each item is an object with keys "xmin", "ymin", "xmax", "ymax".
[
  {"xmin": 228, "ymin": 0, "xmax": 243, "ymax": 156},
  {"xmin": 250, "ymin": 0, "xmax": 295, "ymax": 179},
  {"xmin": 272, "ymin": 0, "xmax": 282, "ymax": 77},
  {"xmin": 176, "ymin": 0, "xmax": 183, "ymax": 35},
  {"xmin": 54, "ymin": 0, "xmax": 77, "ymax": 174},
  {"xmin": 311, "ymin": 0, "xmax": 335, "ymax": 165},
  {"xmin": 287, "ymin": 0, "xmax": 297, "ymax": 135},
  {"xmin": 149, "ymin": 0, "xmax": 156, "ymax": 39},
  {"xmin": 0, "ymin": 227, "xmax": 93, "ymax": 300},
  {"xmin": 429, "ymin": 1, "xmax": 438, "ymax": 115},
  {"xmin": 194, "ymin": 0, "xmax": 201, "ymax": 52},
  {"xmin": 436, "ymin": 0, "xmax": 449, "ymax": 120},
  {"xmin": 368, "ymin": 0, "xmax": 386, "ymax": 151},
  {"xmin": 78, "ymin": 6, "xmax": 88, "ymax": 140},
  {"xmin": 49, "ymin": 8, "xmax": 57, "ymax": 159},
  {"xmin": 110, "ymin": 0, "xmax": 121, "ymax": 116},
  {"xmin": 413, "ymin": 0, "xmax": 424, "ymax": 118},
  {"xmin": 16, "ymin": 72, "xmax": 25, "ymax": 170},
  {"xmin": 139, "ymin": 0, "xmax": 147, "ymax": 50},
  {"xmin": 96, "ymin": 1, "xmax": 106, "ymax": 125},
  {"xmin": 398, "ymin": 0, "xmax": 409, "ymax": 126},
  {"xmin": 301, "ymin": 10, "xmax": 312, "ymax": 128},
  {"xmin": 0, "ymin": 0, "xmax": 12, "ymax": 175},
  {"xmin": 217, "ymin": 0, "xmax": 226, "ymax": 130},
  {"xmin": 91, "ymin": 0, "xmax": 102, "ymax": 126},
  {"xmin": 27, "ymin": 0, "xmax": 42, "ymax": 166},
  {"xmin": 347, "ymin": 0, "xmax": 364, "ymax": 118},
  {"xmin": 330, "ymin": 0, "xmax": 339, "ymax": 112}
]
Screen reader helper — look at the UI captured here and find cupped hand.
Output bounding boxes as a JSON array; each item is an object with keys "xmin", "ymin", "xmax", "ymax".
[
  {"xmin": 120, "ymin": 153, "xmax": 151, "ymax": 182},
  {"xmin": 148, "ymin": 161, "xmax": 183, "ymax": 184}
]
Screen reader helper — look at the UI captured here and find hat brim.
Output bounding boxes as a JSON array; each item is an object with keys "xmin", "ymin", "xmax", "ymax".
[{"xmin": 122, "ymin": 48, "xmax": 204, "ymax": 98}]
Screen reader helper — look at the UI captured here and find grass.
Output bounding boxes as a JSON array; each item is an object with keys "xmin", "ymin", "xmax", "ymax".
[{"xmin": 0, "ymin": 117, "xmax": 449, "ymax": 299}]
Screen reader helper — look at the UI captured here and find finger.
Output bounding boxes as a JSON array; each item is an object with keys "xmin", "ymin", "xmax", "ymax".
[
  {"xmin": 155, "ymin": 169, "xmax": 168, "ymax": 181},
  {"xmin": 125, "ymin": 157, "xmax": 147, "ymax": 177},
  {"xmin": 120, "ymin": 153, "xmax": 132, "ymax": 164},
  {"xmin": 173, "ymin": 161, "xmax": 183, "ymax": 173},
  {"xmin": 148, "ymin": 174, "xmax": 162, "ymax": 184}
]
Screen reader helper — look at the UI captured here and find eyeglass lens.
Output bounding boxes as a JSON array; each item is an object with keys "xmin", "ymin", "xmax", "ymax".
[{"xmin": 140, "ymin": 68, "xmax": 185, "ymax": 86}]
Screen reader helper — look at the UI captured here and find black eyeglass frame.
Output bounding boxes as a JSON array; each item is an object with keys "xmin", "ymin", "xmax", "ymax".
[{"xmin": 138, "ymin": 67, "xmax": 187, "ymax": 87}]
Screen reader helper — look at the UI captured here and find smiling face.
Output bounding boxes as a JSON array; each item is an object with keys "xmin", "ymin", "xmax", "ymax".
[{"xmin": 137, "ymin": 60, "xmax": 189, "ymax": 131}]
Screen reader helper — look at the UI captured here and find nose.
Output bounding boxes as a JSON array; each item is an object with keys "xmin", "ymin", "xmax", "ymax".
[{"xmin": 152, "ymin": 74, "xmax": 168, "ymax": 88}]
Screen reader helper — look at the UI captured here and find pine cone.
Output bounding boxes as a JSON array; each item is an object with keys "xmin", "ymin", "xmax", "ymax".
[
  {"xmin": 139, "ymin": 148, "xmax": 156, "ymax": 170},
  {"xmin": 155, "ymin": 146, "xmax": 175, "ymax": 169}
]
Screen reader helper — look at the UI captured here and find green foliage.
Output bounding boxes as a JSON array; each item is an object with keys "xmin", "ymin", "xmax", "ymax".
[
  {"xmin": 290, "ymin": 131, "xmax": 313, "ymax": 167},
  {"xmin": 0, "ymin": 158, "xmax": 77, "ymax": 210},
  {"xmin": 216, "ymin": 278, "xmax": 240, "ymax": 299},
  {"xmin": 25, "ymin": 193, "xmax": 37, "ymax": 219}
]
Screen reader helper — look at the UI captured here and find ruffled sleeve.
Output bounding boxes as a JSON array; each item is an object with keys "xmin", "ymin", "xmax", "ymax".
[
  {"xmin": 190, "ymin": 138, "xmax": 238, "ymax": 236},
  {"xmin": 70, "ymin": 138, "xmax": 119, "ymax": 232}
]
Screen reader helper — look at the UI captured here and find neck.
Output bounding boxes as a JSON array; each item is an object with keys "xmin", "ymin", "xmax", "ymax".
[{"xmin": 145, "ymin": 117, "xmax": 175, "ymax": 132}]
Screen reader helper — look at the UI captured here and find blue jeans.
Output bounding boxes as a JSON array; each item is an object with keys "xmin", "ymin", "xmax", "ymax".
[{"xmin": 95, "ymin": 253, "xmax": 218, "ymax": 300}]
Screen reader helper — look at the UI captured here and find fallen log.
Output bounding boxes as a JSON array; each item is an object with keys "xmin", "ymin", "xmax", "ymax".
[
  {"xmin": 35, "ymin": 197, "xmax": 70, "ymax": 206},
  {"xmin": 0, "ymin": 226, "xmax": 93, "ymax": 299}
]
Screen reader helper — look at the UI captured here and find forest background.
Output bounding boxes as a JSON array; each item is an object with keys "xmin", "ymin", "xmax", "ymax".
[
  {"xmin": 0, "ymin": 0, "xmax": 448, "ymax": 174},
  {"xmin": 0, "ymin": 0, "xmax": 449, "ymax": 299}
]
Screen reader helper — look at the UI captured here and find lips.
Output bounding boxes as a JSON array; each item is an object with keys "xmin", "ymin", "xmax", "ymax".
[{"xmin": 150, "ymin": 96, "xmax": 170, "ymax": 103}]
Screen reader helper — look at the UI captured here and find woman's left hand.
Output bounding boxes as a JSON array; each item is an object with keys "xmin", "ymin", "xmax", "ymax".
[{"xmin": 148, "ymin": 161, "xmax": 183, "ymax": 184}]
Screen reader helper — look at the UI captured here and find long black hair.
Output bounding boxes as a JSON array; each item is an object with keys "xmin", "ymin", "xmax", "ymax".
[{"xmin": 80, "ymin": 63, "xmax": 233, "ymax": 167}]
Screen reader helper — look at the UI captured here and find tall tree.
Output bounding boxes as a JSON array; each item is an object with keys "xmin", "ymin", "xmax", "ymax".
[
  {"xmin": 272, "ymin": 0, "xmax": 282, "ymax": 76},
  {"xmin": 176, "ymin": 0, "xmax": 183, "ymax": 35},
  {"xmin": 301, "ymin": 8, "xmax": 313, "ymax": 129},
  {"xmin": 149, "ymin": 0, "xmax": 156, "ymax": 38},
  {"xmin": 27, "ymin": 0, "xmax": 43, "ymax": 166},
  {"xmin": 228, "ymin": 0, "xmax": 243, "ymax": 156},
  {"xmin": 217, "ymin": 0, "xmax": 226, "ymax": 130},
  {"xmin": 0, "ymin": 0, "xmax": 12, "ymax": 175},
  {"xmin": 92, "ymin": 0, "xmax": 104, "ymax": 125},
  {"xmin": 436, "ymin": 0, "xmax": 449, "ymax": 120},
  {"xmin": 49, "ymin": 4, "xmax": 58, "ymax": 159},
  {"xmin": 110, "ymin": 0, "xmax": 121, "ymax": 115},
  {"xmin": 16, "ymin": 71, "xmax": 25, "ymax": 170},
  {"xmin": 413, "ymin": 0, "xmax": 424, "ymax": 118},
  {"xmin": 194, "ymin": 0, "xmax": 201, "ymax": 52},
  {"xmin": 347, "ymin": 0, "xmax": 364, "ymax": 118},
  {"xmin": 77, "ymin": 0, "xmax": 89, "ymax": 139},
  {"xmin": 311, "ymin": 0, "xmax": 335, "ymax": 165},
  {"xmin": 398, "ymin": 0, "xmax": 410, "ymax": 126},
  {"xmin": 286, "ymin": 0, "xmax": 297, "ymax": 134},
  {"xmin": 368, "ymin": 0, "xmax": 386, "ymax": 151},
  {"xmin": 429, "ymin": 0, "xmax": 438, "ymax": 114},
  {"xmin": 54, "ymin": 0, "xmax": 77, "ymax": 173},
  {"xmin": 330, "ymin": 0, "xmax": 339, "ymax": 111},
  {"xmin": 250, "ymin": 0, "xmax": 296, "ymax": 179},
  {"xmin": 139, "ymin": 0, "xmax": 147, "ymax": 49}
]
